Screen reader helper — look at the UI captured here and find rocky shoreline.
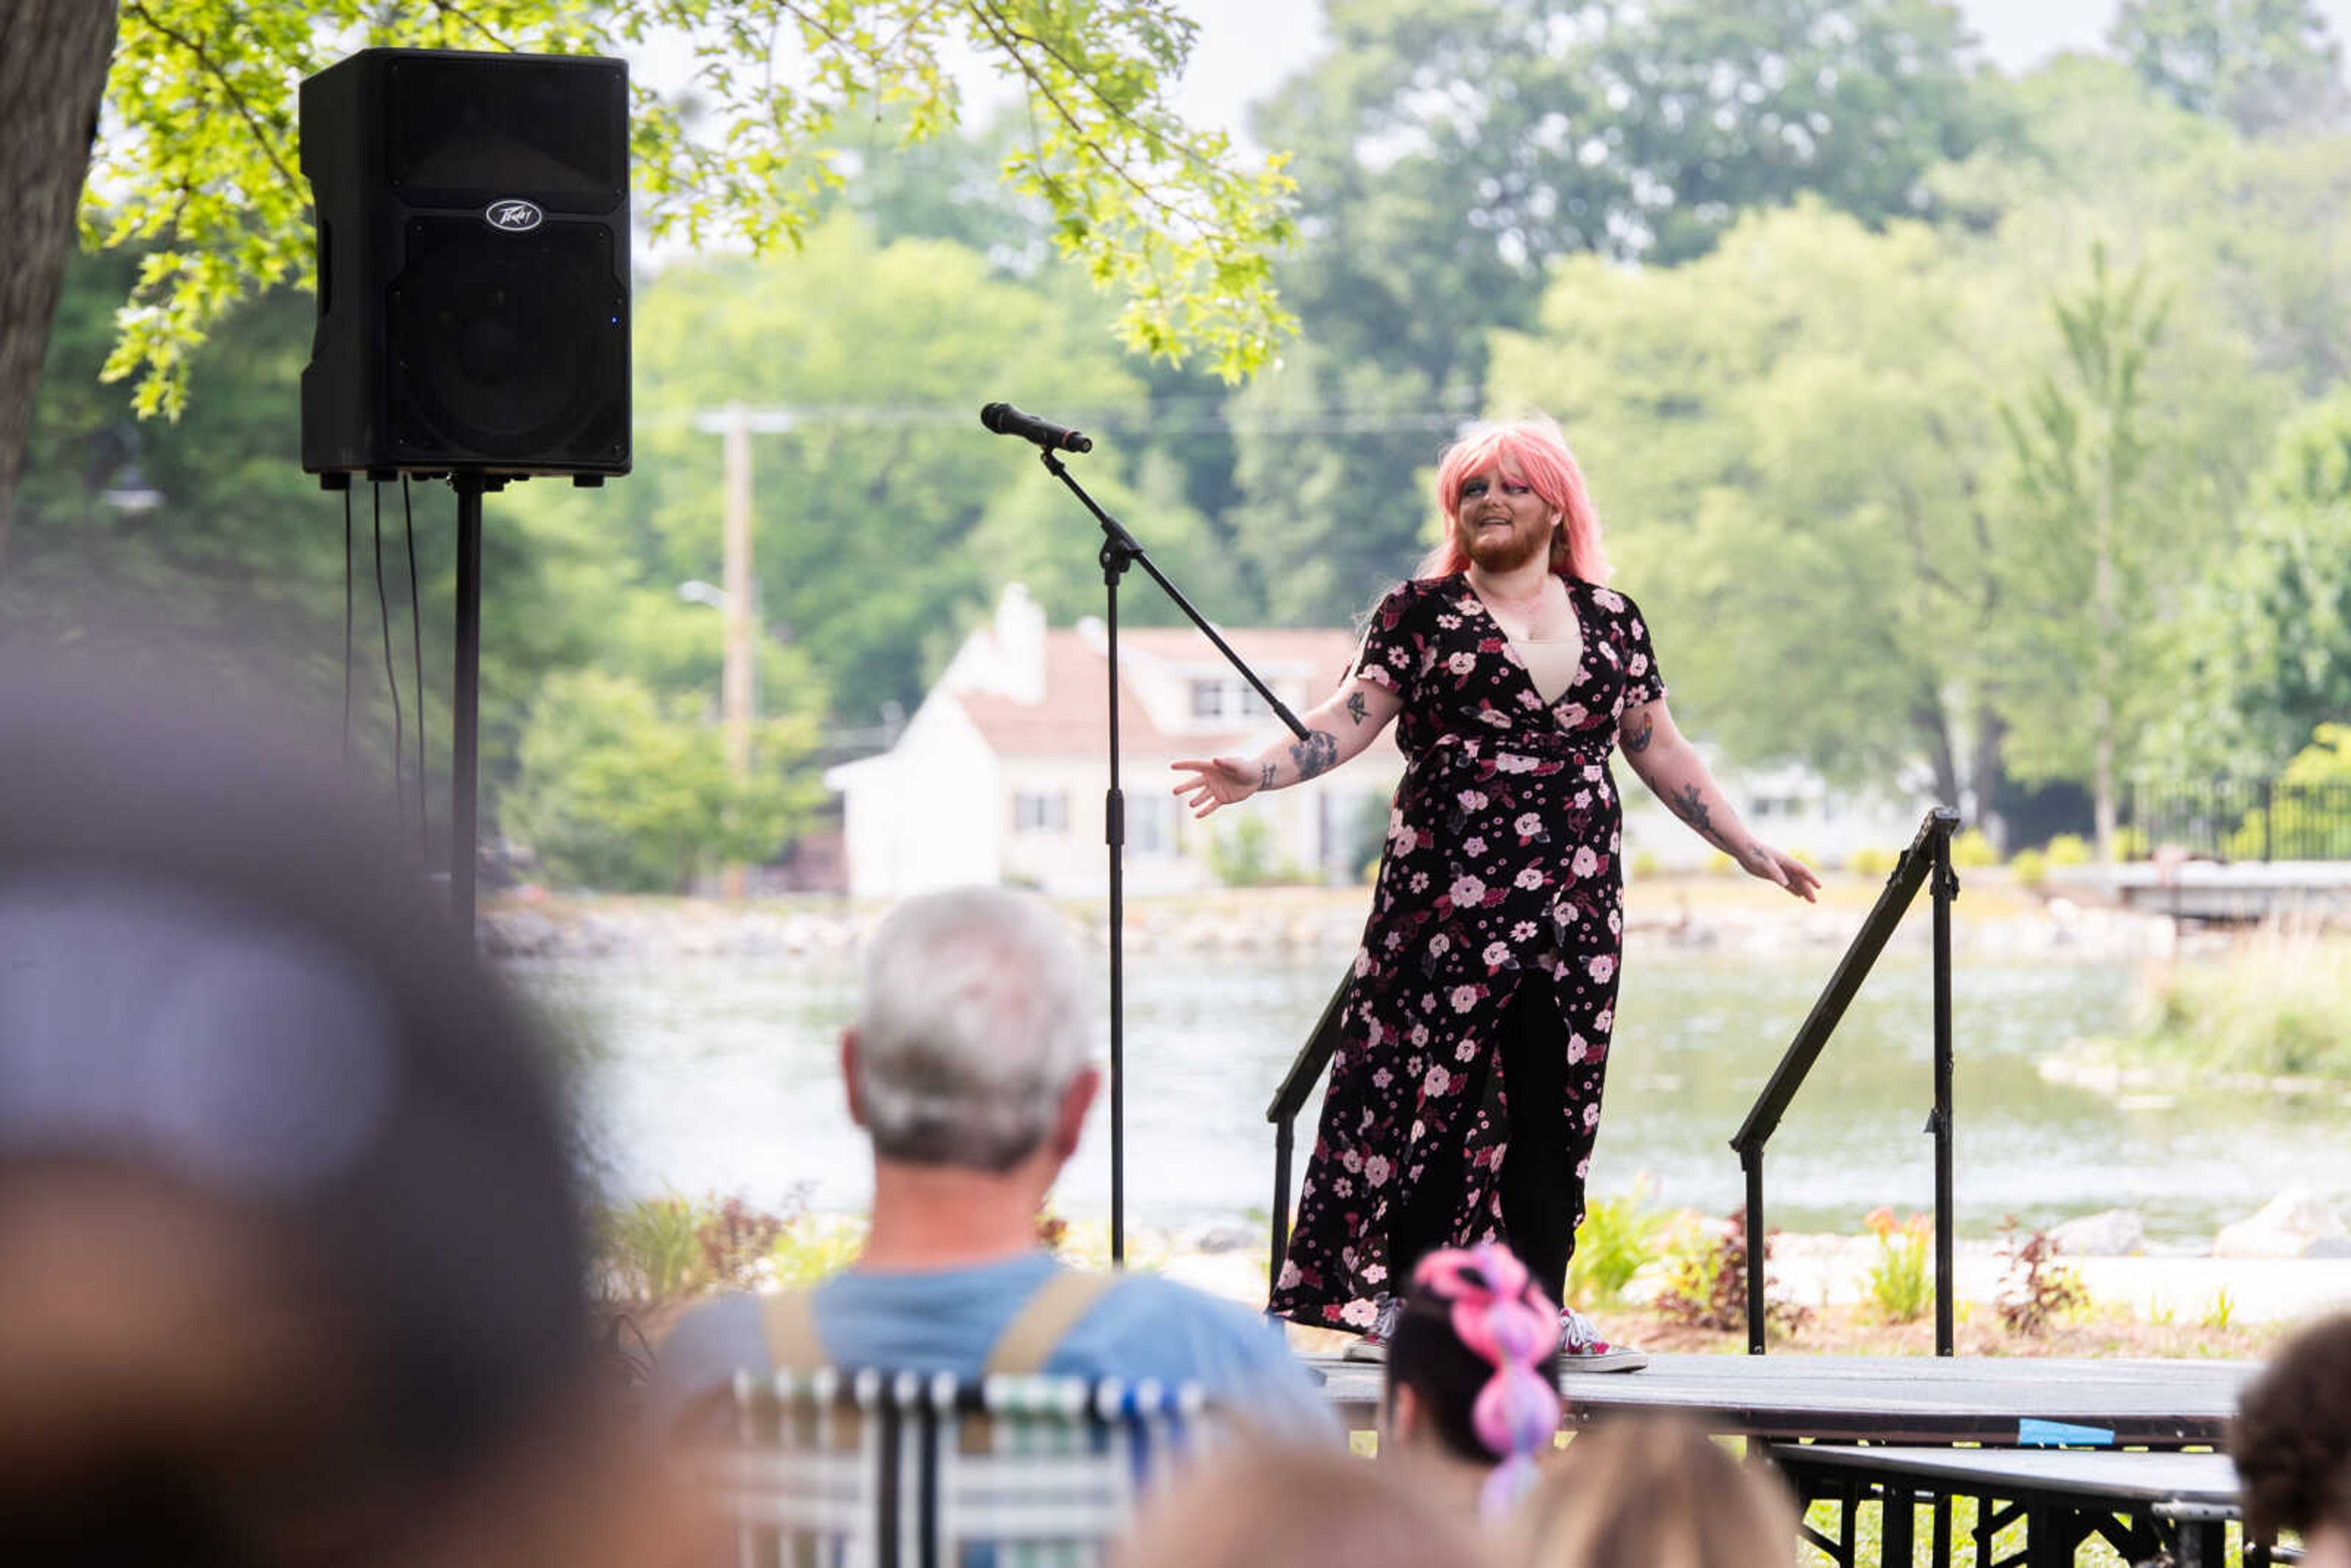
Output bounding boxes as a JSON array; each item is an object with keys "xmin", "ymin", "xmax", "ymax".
[{"xmin": 484, "ymin": 882, "xmax": 2191, "ymax": 965}]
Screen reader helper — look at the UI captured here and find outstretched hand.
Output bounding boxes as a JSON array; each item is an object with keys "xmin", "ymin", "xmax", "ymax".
[
  {"xmin": 1745, "ymin": 843, "xmax": 1822, "ymax": 902},
  {"xmin": 1171, "ymin": 756, "xmax": 1261, "ymax": 819}
]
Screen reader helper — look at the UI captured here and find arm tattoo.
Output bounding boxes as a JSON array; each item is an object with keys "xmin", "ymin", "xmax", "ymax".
[
  {"xmin": 1623, "ymin": 713, "xmax": 1654, "ymax": 753},
  {"xmin": 1258, "ymin": 761, "xmax": 1277, "ymax": 791},
  {"xmin": 1667, "ymin": 782, "xmax": 1736, "ymax": 854},
  {"xmin": 1289, "ymin": 730, "xmax": 1340, "ymax": 781},
  {"xmin": 1346, "ymin": 690, "xmax": 1368, "ymax": 727}
]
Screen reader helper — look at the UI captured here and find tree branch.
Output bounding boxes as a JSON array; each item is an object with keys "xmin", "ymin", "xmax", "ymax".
[{"xmin": 122, "ymin": 0, "xmax": 302, "ymax": 206}]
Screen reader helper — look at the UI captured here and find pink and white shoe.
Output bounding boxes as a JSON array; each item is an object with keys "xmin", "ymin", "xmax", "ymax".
[{"xmin": 1558, "ymin": 1306, "xmax": 1649, "ymax": 1373}]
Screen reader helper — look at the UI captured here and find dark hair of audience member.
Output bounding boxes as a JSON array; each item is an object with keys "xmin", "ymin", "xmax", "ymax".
[
  {"xmin": 1385, "ymin": 1240, "xmax": 1563, "ymax": 1518},
  {"xmin": 2233, "ymin": 1311, "xmax": 2351, "ymax": 1546},
  {"xmin": 0, "ymin": 657, "xmax": 664, "ymax": 1567},
  {"xmin": 1517, "ymin": 1412, "xmax": 1798, "ymax": 1568},
  {"xmin": 1113, "ymin": 1444, "xmax": 1494, "ymax": 1568}
]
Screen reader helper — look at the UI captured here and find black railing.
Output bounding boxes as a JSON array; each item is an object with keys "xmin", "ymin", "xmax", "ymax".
[
  {"xmin": 1731, "ymin": 806, "xmax": 1962, "ymax": 1356},
  {"xmin": 2126, "ymin": 778, "xmax": 2351, "ymax": 862},
  {"xmin": 1266, "ymin": 977, "xmax": 1351, "ymax": 1294}
]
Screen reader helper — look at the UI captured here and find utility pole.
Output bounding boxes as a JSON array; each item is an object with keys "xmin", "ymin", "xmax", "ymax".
[{"xmin": 721, "ymin": 403, "xmax": 755, "ymax": 899}]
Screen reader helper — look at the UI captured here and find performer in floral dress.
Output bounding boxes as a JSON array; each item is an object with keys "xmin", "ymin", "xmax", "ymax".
[{"xmin": 1173, "ymin": 418, "xmax": 1819, "ymax": 1368}]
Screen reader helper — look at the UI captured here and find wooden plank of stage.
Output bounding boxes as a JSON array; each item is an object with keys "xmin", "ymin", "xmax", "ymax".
[{"xmin": 1303, "ymin": 1353, "xmax": 2258, "ymax": 1447}]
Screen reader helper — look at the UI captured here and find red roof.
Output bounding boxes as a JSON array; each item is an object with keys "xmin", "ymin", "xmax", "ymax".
[{"xmin": 954, "ymin": 628, "xmax": 1366, "ymax": 759}]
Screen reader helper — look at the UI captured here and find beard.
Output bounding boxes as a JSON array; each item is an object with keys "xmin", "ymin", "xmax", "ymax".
[{"xmin": 1463, "ymin": 518, "xmax": 1550, "ymax": 573}]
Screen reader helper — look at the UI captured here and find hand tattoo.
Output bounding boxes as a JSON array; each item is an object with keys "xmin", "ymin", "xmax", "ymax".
[
  {"xmin": 1258, "ymin": 761, "xmax": 1277, "ymax": 791},
  {"xmin": 1346, "ymin": 691, "xmax": 1368, "ymax": 727},
  {"xmin": 1623, "ymin": 713, "xmax": 1654, "ymax": 753},
  {"xmin": 1290, "ymin": 730, "xmax": 1339, "ymax": 781}
]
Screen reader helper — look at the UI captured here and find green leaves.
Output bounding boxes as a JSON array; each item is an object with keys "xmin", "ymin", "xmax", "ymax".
[{"xmin": 90, "ymin": 0, "xmax": 1296, "ymax": 419}]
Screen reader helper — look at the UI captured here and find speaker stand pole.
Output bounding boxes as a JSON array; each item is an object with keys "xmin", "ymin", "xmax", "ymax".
[{"xmin": 451, "ymin": 474, "xmax": 488, "ymax": 936}]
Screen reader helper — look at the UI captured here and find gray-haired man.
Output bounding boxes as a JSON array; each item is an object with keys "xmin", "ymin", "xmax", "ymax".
[{"xmin": 652, "ymin": 887, "xmax": 1334, "ymax": 1438}]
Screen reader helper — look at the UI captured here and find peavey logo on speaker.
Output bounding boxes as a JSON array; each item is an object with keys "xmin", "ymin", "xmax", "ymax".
[{"xmin": 484, "ymin": 198, "xmax": 545, "ymax": 233}]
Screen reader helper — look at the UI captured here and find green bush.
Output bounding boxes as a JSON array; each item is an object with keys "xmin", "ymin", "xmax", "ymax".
[
  {"xmin": 2011, "ymin": 848, "xmax": 2048, "ymax": 889},
  {"xmin": 2125, "ymin": 935, "xmax": 2351, "ymax": 1081},
  {"xmin": 1862, "ymin": 1208, "xmax": 1933, "ymax": 1324},
  {"xmin": 1848, "ymin": 846, "xmax": 1894, "ymax": 878},
  {"xmin": 1567, "ymin": 1182, "xmax": 1668, "ymax": 1308},
  {"xmin": 1949, "ymin": 828, "xmax": 1998, "ymax": 868},
  {"xmin": 1630, "ymin": 850, "xmax": 1662, "ymax": 879},
  {"xmin": 2044, "ymin": 833, "xmax": 2092, "ymax": 866}
]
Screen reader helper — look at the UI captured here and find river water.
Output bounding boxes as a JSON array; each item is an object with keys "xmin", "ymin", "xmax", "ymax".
[{"xmin": 517, "ymin": 945, "xmax": 2351, "ymax": 1246}]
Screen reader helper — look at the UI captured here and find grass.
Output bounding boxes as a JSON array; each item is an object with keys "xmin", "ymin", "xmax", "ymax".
[
  {"xmin": 1795, "ymin": 1490, "xmax": 2263, "ymax": 1568},
  {"xmin": 2123, "ymin": 932, "xmax": 2351, "ymax": 1082}
]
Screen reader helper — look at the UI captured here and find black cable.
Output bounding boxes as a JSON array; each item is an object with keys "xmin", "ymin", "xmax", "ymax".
[
  {"xmin": 342, "ymin": 485, "xmax": 354, "ymax": 767},
  {"xmin": 373, "ymin": 481, "xmax": 405, "ymax": 831},
  {"xmin": 403, "ymin": 476, "xmax": 426, "ymax": 858}
]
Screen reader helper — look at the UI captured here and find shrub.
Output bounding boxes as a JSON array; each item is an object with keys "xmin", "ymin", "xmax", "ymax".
[
  {"xmin": 2011, "ymin": 847, "xmax": 2049, "ymax": 890},
  {"xmin": 2044, "ymin": 833, "xmax": 2092, "ymax": 867},
  {"xmin": 1949, "ymin": 828, "xmax": 1998, "ymax": 868},
  {"xmin": 1861, "ymin": 1207, "xmax": 1933, "ymax": 1324},
  {"xmin": 2126, "ymin": 934, "xmax": 2351, "ymax": 1080},
  {"xmin": 1567, "ymin": 1180, "xmax": 1668, "ymax": 1308},
  {"xmin": 1655, "ymin": 1207, "xmax": 1808, "ymax": 1337},
  {"xmin": 1997, "ymin": 1219, "xmax": 2088, "ymax": 1336},
  {"xmin": 1848, "ymin": 846, "xmax": 1894, "ymax": 878},
  {"xmin": 1704, "ymin": 850, "xmax": 1737, "ymax": 877},
  {"xmin": 600, "ymin": 1190, "xmax": 803, "ymax": 1303},
  {"xmin": 1630, "ymin": 850, "xmax": 1662, "ymax": 879}
]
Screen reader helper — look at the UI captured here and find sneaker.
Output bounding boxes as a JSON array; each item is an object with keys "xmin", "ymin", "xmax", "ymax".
[
  {"xmin": 1342, "ymin": 1296, "xmax": 1401, "ymax": 1362},
  {"xmin": 1557, "ymin": 1306, "xmax": 1649, "ymax": 1373}
]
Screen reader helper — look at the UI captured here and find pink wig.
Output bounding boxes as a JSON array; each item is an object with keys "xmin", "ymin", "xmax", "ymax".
[{"xmin": 1417, "ymin": 417, "xmax": 1611, "ymax": 584}]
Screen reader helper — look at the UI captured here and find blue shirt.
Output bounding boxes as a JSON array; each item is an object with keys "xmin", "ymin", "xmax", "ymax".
[{"xmin": 650, "ymin": 1250, "xmax": 1337, "ymax": 1442}]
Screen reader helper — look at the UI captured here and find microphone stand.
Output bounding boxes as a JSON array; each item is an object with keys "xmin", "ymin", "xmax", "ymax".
[{"xmin": 1035, "ymin": 448, "xmax": 1307, "ymax": 1265}]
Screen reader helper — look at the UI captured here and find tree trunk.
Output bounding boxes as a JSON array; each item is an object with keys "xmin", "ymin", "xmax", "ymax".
[
  {"xmin": 0, "ymin": 0, "xmax": 118, "ymax": 566},
  {"xmin": 1968, "ymin": 701, "xmax": 2008, "ymax": 852},
  {"xmin": 1912, "ymin": 691, "xmax": 1962, "ymax": 814}
]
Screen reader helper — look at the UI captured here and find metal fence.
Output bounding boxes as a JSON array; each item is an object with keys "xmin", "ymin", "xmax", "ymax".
[{"xmin": 2124, "ymin": 778, "xmax": 2351, "ymax": 862}]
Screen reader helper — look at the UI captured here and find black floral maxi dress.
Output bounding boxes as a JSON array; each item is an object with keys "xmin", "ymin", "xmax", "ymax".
[{"xmin": 1267, "ymin": 572, "xmax": 1667, "ymax": 1332}]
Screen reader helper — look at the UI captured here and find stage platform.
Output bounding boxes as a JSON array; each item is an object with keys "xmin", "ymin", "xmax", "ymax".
[{"xmin": 1305, "ymin": 1352, "xmax": 2257, "ymax": 1447}]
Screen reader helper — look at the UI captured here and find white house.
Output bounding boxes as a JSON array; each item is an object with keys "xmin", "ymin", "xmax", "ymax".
[{"xmin": 824, "ymin": 585, "xmax": 1404, "ymax": 899}]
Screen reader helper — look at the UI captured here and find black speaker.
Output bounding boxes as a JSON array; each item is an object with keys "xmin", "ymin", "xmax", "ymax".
[{"xmin": 300, "ymin": 48, "xmax": 630, "ymax": 481}]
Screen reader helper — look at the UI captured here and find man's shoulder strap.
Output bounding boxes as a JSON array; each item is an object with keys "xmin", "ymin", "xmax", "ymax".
[
  {"xmin": 752, "ymin": 1264, "xmax": 1122, "ymax": 1380},
  {"xmin": 984, "ymin": 1266, "xmax": 1120, "ymax": 1379},
  {"xmin": 756, "ymin": 1286, "xmax": 826, "ymax": 1372}
]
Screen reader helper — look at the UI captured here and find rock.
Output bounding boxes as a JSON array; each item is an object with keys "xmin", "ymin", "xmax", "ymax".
[
  {"xmin": 2049, "ymin": 1209, "xmax": 2147, "ymax": 1257},
  {"xmin": 1179, "ymin": 1223, "xmax": 1258, "ymax": 1256},
  {"xmin": 2213, "ymin": 1187, "xmax": 2349, "ymax": 1259}
]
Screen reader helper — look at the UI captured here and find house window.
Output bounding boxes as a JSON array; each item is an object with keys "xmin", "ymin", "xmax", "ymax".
[
  {"xmin": 1190, "ymin": 680, "xmax": 1226, "ymax": 719},
  {"xmin": 1013, "ymin": 790, "xmax": 1068, "ymax": 835},
  {"xmin": 1239, "ymin": 683, "xmax": 1271, "ymax": 717},
  {"xmin": 1130, "ymin": 793, "xmax": 1177, "ymax": 856}
]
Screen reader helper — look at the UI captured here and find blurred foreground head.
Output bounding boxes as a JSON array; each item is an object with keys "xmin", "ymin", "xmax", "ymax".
[
  {"xmin": 0, "ymin": 657, "xmax": 666, "ymax": 1567},
  {"xmin": 1112, "ymin": 1445, "xmax": 1491, "ymax": 1568},
  {"xmin": 2234, "ymin": 1311, "xmax": 2351, "ymax": 1565},
  {"xmin": 1517, "ymin": 1412, "xmax": 1797, "ymax": 1568}
]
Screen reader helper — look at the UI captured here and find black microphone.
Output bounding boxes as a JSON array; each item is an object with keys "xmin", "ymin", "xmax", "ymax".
[{"xmin": 980, "ymin": 402, "xmax": 1093, "ymax": 454}]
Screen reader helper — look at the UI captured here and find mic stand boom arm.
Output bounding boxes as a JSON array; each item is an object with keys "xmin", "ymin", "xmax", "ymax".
[{"xmin": 1038, "ymin": 448, "xmax": 1308, "ymax": 1266}]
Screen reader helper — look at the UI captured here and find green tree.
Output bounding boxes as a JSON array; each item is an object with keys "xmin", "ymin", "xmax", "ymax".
[
  {"xmin": 2164, "ymin": 393, "xmax": 2351, "ymax": 771},
  {"xmin": 2, "ymin": 0, "xmax": 1299, "ymax": 555},
  {"xmin": 1490, "ymin": 200, "xmax": 2016, "ymax": 814},
  {"xmin": 1221, "ymin": 0, "xmax": 2007, "ymax": 625},
  {"xmin": 620, "ymin": 216, "xmax": 1163, "ymax": 723},
  {"xmin": 502, "ymin": 667, "xmax": 822, "ymax": 891},
  {"xmin": 1997, "ymin": 247, "xmax": 2178, "ymax": 862},
  {"xmin": 2110, "ymin": 0, "xmax": 2347, "ymax": 136}
]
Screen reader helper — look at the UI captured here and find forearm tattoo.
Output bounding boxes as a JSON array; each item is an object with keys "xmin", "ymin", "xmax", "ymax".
[
  {"xmin": 1668, "ymin": 782, "xmax": 1735, "ymax": 854},
  {"xmin": 1259, "ymin": 761, "xmax": 1277, "ymax": 790},
  {"xmin": 1346, "ymin": 691, "xmax": 1368, "ymax": 727},
  {"xmin": 1623, "ymin": 713, "xmax": 1654, "ymax": 753},
  {"xmin": 1290, "ymin": 730, "xmax": 1339, "ymax": 781}
]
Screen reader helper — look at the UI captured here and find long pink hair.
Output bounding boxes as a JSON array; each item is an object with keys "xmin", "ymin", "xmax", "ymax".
[{"xmin": 1417, "ymin": 417, "xmax": 1611, "ymax": 585}]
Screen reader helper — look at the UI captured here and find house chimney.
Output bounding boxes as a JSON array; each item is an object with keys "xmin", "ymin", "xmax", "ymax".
[{"xmin": 995, "ymin": 583, "xmax": 1048, "ymax": 705}]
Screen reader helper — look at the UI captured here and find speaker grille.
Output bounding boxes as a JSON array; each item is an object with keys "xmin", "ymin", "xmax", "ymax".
[
  {"xmin": 386, "ymin": 54, "xmax": 627, "ymax": 211},
  {"xmin": 387, "ymin": 217, "xmax": 625, "ymax": 462}
]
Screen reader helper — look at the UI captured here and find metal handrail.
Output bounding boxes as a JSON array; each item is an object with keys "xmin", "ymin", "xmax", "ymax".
[
  {"xmin": 1265, "ymin": 973, "xmax": 1350, "ymax": 1292},
  {"xmin": 1731, "ymin": 805, "xmax": 1962, "ymax": 1355}
]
